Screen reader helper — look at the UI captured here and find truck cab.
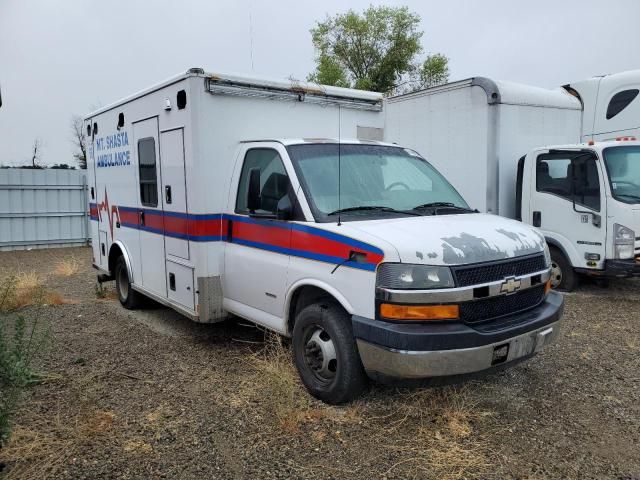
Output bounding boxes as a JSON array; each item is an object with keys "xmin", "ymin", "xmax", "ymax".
[
  {"xmin": 518, "ymin": 139, "xmax": 640, "ymax": 289},
  {"xmin": 221, "ymin": 139, "xmax": 564, "ymax": 402}
]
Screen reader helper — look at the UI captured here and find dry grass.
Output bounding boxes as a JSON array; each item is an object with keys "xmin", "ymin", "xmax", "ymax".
[
  {"xmin": 0, "ymin": 271, "xmax": 71, "ymax": 311},
  {"xmin": 226, "ymin": 333, "xmax": 495, "ymax": 480},
  {"xmin": 52, "ymin": 258, "xmax": 80, "ymax": 277},
  {"xmin": 376, "ymin": 389, "xmax": 494, "ymax": 480},
  {"xmin": 1, "ymin": 408, "xmax": 117, "ymax": 480}
]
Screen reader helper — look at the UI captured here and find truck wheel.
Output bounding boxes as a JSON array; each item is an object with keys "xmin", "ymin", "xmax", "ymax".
[
  {"xmin": 292, "ymin": 301, "xmax": 367, "ymax": 404},
  {"xmin": 114, "ymin": 256, "xmax": 143, "ymax": 309},
  {"xmin": 549, "ymin": 247, "xmax": 576, "ymax": 292}
]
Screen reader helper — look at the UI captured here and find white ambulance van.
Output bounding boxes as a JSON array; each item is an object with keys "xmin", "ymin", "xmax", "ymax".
[
  {"xmin": 88, "ymin": 69, "xmax": 563, "ymax": 403},
  {"xmin": 385, "ymin": 73, "xmax": 640, "ymax": 290}
]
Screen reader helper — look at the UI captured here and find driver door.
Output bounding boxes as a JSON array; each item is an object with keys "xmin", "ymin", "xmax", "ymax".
[
  {"xmin": 529, "ymin": 150, "xmax": 607, "ymax": 269},
  {"xmin": 223, "ymin": 143, "xmax": 296, "ymax": 327}
]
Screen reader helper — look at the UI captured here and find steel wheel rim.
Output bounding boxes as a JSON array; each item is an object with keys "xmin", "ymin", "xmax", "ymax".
[
  {"xmin": 117, "ymin": 265, "xmax": 129, "ymax": 300},
  {"xmin": 550, "ymin": 261, "xmax": 563, "ymax": 289},
  {"xmin": 303, "ymin": 326, "xmax": 337, "ymax": 383}
]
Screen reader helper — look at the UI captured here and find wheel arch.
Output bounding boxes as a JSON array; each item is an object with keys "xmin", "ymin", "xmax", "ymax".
[
  {"xmin": 285, "ymin": 280, "xmax": 354, "ymax": 336},
  {"xmin": 108, "ymin": 240, "xmax": 134, "ymax": 282},
  {"xmin": 544, "ymin": 236, "xmax": 572, "ymax": 264}
]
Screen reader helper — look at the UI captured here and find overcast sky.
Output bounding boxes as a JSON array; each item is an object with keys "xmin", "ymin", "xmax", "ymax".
[{"xmin": 1, "ymin": 0, "xmax": 639, "ymax": 166}]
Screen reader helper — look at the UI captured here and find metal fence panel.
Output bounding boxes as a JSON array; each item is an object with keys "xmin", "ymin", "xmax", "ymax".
[{"xmin": 0, "ymin": 169, "xmax": 89, "ymax": 251}]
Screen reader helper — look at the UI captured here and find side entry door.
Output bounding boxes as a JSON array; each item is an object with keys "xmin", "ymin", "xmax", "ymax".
[
  {"xmin": 132, "ymin": 117, "xmax": 167, "ymax": 298},
  {"xmin": 224, "ymin": 144, "xmax": 295, "ymax": 325},
  {"xmin": 529, "ymin": 150, "xmax": 606, "ymax": 268},
  {"xmin": 160, "ymin": 127, "xmax": 195, "ymax": 311}
]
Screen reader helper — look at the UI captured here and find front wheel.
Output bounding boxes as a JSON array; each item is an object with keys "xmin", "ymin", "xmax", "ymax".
[
  {"xmin": 114, "ymin": 256, "xmax": 143, "ymax": 309},
  {"xmin": 292, "ymin": 301, "xmax": 367, "ymax": 404},
  {"xmin": 549, "ymin": 247, "xmax": 576, "ymax": 292}
]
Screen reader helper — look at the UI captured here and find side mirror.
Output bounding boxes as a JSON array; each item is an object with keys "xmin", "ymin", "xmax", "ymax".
[
  {"xmin": 0, "ymin": 83, "xmax": 3, "ymax": 108},
  {"xmin": 247, "ymin": 168, "xmax": 261, "ymax": 212}
]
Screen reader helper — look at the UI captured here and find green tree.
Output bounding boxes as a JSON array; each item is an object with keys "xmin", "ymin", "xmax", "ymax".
[
  {"xmin": 307, "ymin": 6, "xmax": 449, "ymax": 94},
  {"xmin": 419, "ymin": 53, "xmax": 450, "ymax": 89}
]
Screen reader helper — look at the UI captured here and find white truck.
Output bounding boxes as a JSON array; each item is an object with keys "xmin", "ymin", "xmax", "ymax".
[
  {"xmin": 87, "ymin": 69, "xmax": 563, "ymax": 403},
  {"xmin": 385, "ymin": 71, "xmax": 640, "ymax": 290}
]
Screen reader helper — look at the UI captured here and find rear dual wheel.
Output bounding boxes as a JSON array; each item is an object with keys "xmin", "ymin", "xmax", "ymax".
[{"xmin": 114, "ymin": 256, "xmax": 143, "ymax": 309}]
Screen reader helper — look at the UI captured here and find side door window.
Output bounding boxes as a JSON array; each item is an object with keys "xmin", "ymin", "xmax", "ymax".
[
  {"xmin": 536, "ymin": 153, "xmax": 600, "ymax": 211},
  {"xmin": 572, "ymin": 156, "xmax": 601, "ymax": 211},
  {"xmin": 138, "ymin": 137, "xmax": 158, "ymax": 207},
  {"xmin": 536, "ymin": 154, "xmax": 572, "ymax": 201},
  {"xmin": 236, "ymin": 149, "xmax": 290, "ymax": 215}
]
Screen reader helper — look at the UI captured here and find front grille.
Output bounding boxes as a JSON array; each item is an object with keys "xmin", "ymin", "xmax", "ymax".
[
  {"xmin": 452, "ymin": 254, "xmax": 546, "ymax": 287},
  {"xmin": 459, "ymin": 284, "xmax": 546, "ymax": 324}
]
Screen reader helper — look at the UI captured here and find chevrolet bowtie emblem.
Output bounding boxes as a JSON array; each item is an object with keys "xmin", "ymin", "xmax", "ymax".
[{"xmin": 500, "ymin": 276, "xmax": 521, "ymax": 294}]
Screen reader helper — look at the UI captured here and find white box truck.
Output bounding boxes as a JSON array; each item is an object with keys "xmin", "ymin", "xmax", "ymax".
[
  {"xmin": 88, "ymin": 68, "xmax": 563, "ymax": 403},
  {"xmin": 385, "ymin": 72, "xmax": 640, "ymax": 290}
]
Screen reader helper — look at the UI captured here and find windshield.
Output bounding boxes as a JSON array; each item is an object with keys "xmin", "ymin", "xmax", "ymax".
[
  {"xmin": 603, "ymin": 146, "xmax": 640, "ymax": 203},
  {"xmin": 287, "ymin": 143, "xmax": 469, "ymax": 221}
]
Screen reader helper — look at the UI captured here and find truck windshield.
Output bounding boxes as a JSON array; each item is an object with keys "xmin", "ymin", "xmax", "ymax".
[
  {"xmin": 287, "ymin": 143, "xmax": 469, "ymax": 222},
  {"xmin": 603, "ymin": 146, "xmax": 640, "ymax": 204}
]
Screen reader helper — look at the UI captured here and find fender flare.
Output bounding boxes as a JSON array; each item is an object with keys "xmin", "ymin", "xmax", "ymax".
[
  {"xmin": 285, "ymin": 278, "xmax": 355, "ymax": 325},
  {"xmin": 544, "ymin": 236, "xmax": 572, "ymax": 263},
  {"xmin": 110, "ymin": 240, "xmax": 134, "ymax": 283}
]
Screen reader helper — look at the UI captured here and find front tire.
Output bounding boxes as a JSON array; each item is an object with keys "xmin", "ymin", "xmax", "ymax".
[
  {"xmin": 292, "ymin": 301, "xmax": 367, "ymax": 404},
  {"xmin": 114, "ymin": 256, "xmax": 143, "ymax": 309},
  {"xmin": 549, "ymin": 247, "xmax": 576, "ymax": 292}
]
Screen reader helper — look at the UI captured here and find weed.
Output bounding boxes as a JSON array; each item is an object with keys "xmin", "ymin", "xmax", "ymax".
[
  {"xmin": 53, "ymin": 258, "xmax": 79, "ymax": 277},
  {"xmin": 0, "ymin": 276, "xmax": 51, "ymax": 447},
  {"xmin": 94, "ymin": 283, "xmax": 107, "ymax": 299}
]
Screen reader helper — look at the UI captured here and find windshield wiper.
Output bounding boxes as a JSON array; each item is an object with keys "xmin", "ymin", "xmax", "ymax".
[
  {"xmin": 616, "ymin": 193, "xmax": 640, "ymax": 202},
  {"xmin": 327, "ymin": 205, "xmax": 421, "ymax": 216},
  {"xmin": 412, "ymin": 202, "xmax": 475, "ymax": 213}
]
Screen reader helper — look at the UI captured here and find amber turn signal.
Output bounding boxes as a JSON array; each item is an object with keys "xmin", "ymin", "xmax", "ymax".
[
  {"xmin": 380, "ymin": 303, "xmax": 459, "ymax": 320},
  {"xmin": 544, "ymin": 279, "xmax": 552, "ymax": 294}
]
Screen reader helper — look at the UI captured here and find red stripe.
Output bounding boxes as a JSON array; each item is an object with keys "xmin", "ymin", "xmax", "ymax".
[
  {"xmin": 188, "ymin": 218, "xmax": 225, "ymax": 238},
  {"xmin": 233, "ymin": 221, "xmax": 291, "ymax": 249},
  {"xmin": 118, "ymin": 209, "xmax": 139, "ymax": 226},
  {"xmin": 164, "ymin": 216, "xmax": 189, "ymax": 236},
  {"xmin": 291, "ymin": 230, "xmax": 383, "ymax": 264}
]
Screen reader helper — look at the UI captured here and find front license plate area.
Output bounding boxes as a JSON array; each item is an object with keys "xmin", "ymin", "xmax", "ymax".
[{"xmin": 507, "ymin": 333, "xmax": 536, "ymax": 361}]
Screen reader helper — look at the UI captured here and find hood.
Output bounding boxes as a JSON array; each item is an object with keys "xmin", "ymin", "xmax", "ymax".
[{"xmin": 342, "ymin": 213, "xmax": 546, "ymax": 266}]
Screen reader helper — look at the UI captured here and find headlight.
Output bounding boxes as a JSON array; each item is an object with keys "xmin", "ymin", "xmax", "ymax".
[
  {"xmin": 376, "ymin": 263, "xmax": 455, "ymax": 290},
  {"xmin": 543, "ymin": 244, "xmax": 552, "ymax": 268},
  {"xmin": 614, "ymin": 224, "xmax": 635, "ymax": 260}
]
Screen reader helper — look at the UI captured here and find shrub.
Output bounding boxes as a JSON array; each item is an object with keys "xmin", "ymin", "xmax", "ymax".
[{"xmin": 0, "ymin": 276, "xmax": 50, "ymax": 446}]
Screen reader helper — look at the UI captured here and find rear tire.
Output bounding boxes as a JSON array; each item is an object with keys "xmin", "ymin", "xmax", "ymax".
[
  {"xmin": 549, "ymin": 247, "xmax": 576, "ymax": 292},
  {"xmin": 114, "ymin": 256, "xmax": 143, "ymax": 309},
  {"xmin": 292, "ymin": 301, "xmax": 367, "ymax": 404}
]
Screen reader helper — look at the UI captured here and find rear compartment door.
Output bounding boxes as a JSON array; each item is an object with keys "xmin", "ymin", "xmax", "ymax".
[{"xmin": 132, "ymin": 117, "xmax": 167, "ymax": 298}]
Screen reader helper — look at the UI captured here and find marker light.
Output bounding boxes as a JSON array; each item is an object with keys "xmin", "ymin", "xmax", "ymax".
[{"xmin": 380, "ymin": 303, "xmax": 459, "ymax": 321}]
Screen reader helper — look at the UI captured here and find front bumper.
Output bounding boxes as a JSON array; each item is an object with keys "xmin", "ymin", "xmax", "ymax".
[
  {"xmin": 353, "ymin": 291, "xmax": 564, "ymax": 380},
  {"xmin": 576, "ymin": 258, "xmax": 640, "ymax": 278}
]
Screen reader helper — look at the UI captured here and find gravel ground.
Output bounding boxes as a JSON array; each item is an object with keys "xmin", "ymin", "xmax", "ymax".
[{"xmin": 0, "ymin": 246, "xmax": 639, "ymax": 479}]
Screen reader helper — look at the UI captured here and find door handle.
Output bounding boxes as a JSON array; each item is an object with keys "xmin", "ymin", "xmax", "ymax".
[
  {"xmin": 533, "ymin": 211, "xmax": 541, "ymax": 227},
  {"xmin": 139, "ymin": 211, "xmax": 145, "ymax": 226},
  {"xmin": 165, "ymin": 185, "xmax": 172, "ymax": 204}
]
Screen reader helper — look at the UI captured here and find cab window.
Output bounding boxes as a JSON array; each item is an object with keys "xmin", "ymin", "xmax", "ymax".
[
  {"xmin": 235, "ymin": 149, "xmax": 289, "ymax": 215},
  {"xmin": 536, "ymin": 153, "xmax": 600, "ymax": 211}
]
